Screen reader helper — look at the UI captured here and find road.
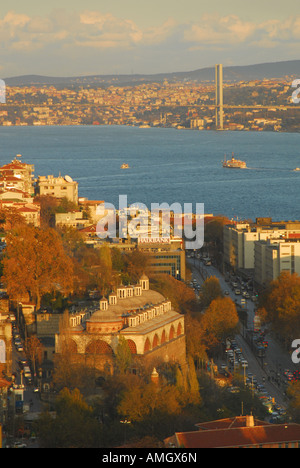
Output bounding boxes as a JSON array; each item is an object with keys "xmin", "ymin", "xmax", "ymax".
[{"xmin": 188, "ymin": 257, "xmax": 297, "ymax": 410}]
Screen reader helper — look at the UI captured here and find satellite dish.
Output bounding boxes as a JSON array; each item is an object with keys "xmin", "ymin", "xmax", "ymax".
[{"xmin": 64, "ymin": 175, "xmax": 73, "ymax": 183}]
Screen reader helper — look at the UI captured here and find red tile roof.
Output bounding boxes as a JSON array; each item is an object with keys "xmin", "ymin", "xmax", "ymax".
[{"xmin": 172, "ymin": 423, "xmax": 300, "ymax": 448}]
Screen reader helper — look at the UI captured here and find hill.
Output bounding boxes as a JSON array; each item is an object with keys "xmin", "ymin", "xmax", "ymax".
[{"xmin": 4, "ymin": 60, "xmax": 300, "ymax": 87}]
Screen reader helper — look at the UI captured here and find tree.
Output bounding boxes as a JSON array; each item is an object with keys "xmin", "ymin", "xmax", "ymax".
[
  {"xmin": 199, "ymin": 297, "xmax": 239, "ymax": 350},
  {"xmin": 287, "ymin": 381, "xmax": 300, "ymax": 423},
  {"xmin": 24, "ymin": 335, "xmax": 43, "ymax": 380},
  {"xmin": 117, "ymin": 379, "xmax": 181, "ymax": 423},
  {"xmin": 199, "ymin": 276, "xmax": 223, "ymax": 309},
  {"xmin": 115, "ymin": 336, "xmax": 132, "ymax": 374},
  {"xmin": 150, "ymin": 274, "xmax": 196, "ymax": 314},
  {"xmin": 186, "ymin": 355, "xmax": 202, "ymax": 405},
  {"xmin": 36, "ymin": 387, "xmax": 101, "ymax": 447},
  {"xmin": 0, "ymin": 206, "xmax": 26, "ymax": 231},
  {"xmin": 260, "ymin": 271, "xmax": 300, "ymax": 344},
  {"xmin": 3, "ymin": 225, "xmax": 74, "ymax": 309},
  {"xmin": 185, "ymin": 314, "xmax": 208, "ymax": 365},
  {"xmin": 175, "ymin": 357, "xmax": 202, "ymax": 407},
  {"xmin": 123, "ymin": 250, "xmax": 150, "ymax": 283}
]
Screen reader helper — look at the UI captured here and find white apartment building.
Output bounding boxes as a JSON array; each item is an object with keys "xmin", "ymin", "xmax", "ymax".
[
  {"xmin": 254, "ymin": 239, "xmax": 300, "ymax": 285},
  {"xmin": 223, "ymin": 221, "xmax": 289, "ymax": 270},
  {"xmin": 224, "ymin": 218, "xmax": 300, "ymax": 284},
  {"xmin": 36, "ymin": 174, "xmax": 78, "ymax": 204}
]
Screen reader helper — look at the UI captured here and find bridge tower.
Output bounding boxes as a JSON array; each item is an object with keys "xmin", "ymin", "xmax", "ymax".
[{"xmin": 215, "ymin": 64, "xmax": 224, "ymax": 130}]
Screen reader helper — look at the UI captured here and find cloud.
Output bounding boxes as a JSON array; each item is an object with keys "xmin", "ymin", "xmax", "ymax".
[
  {"xmin": 1, "ymin": 9, "xmax": 300, "ymax": 75},
  {"xmin": 183, "ymin": 13, "xmax": 300, "ymax": 49},
  {"xmin": 184, "ymin": 14, "xmax": 256, "ymax": 46}
]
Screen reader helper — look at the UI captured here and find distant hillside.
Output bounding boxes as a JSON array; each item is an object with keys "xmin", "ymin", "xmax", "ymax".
[{"xmin": 4, "ymin": 60, "xmax": 300, "ymax": 87}]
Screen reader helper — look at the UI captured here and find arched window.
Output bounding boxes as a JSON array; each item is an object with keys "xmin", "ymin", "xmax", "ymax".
[
  {"xmin": 153, "ymin": 334, "xmax": 159, "ymax": 348},
  {"xmin": 169, "ymin": 325, "xmax": 175, "ymax": 341},
  {"xmin": 144, "ymin": 338, "xmax": 151, "ymax": 353},
  {"xmin": 177, "ymin": 322, "xmax": 182, "ymax": 336},
  {"xmin": 126, "ymin": 339, "xmax": 137, "ymax": 354},
  {"xmin": 62, "ymin": 338, "xmax": 77, "ymax": 354},
  {"xmin": 161, "ymin": 330, "xmax": 166, "ymax": 344},
  {"xmin": 86, "ymin": 340, "xmax": 113, "ymax": 355}
]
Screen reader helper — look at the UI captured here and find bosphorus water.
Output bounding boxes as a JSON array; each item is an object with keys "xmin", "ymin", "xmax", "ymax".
[{"xmin": 0, "ymin": 124, "xmax": 299, "ymax": 221}]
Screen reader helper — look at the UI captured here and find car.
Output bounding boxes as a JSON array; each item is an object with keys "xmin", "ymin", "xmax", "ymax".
[
  {"xmin": 19, "ymin": 359, "xmax": 28, "ymax": 367},
  {"xmin": 227, "ymin": 386, "xmax": 240, "ymax": 393},
  {"xmin": 235, "ymin": 289, "xmax": 241, "ymax": 295},
  {"xmin": 13, "ymin": 441, "xmax": 27, "ymax": 448}
]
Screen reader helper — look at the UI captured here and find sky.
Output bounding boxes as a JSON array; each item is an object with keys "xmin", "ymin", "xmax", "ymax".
[{"xmin": 0, "ymin": 0, "xmax": 299, "ymax": 77}]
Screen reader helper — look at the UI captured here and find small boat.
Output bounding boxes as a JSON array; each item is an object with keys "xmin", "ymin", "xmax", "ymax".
[
  {"xmin": 120, "ymin": 163, "xmax": 130, "ymax": 169},
  {"xmin": 222, "ymin": 153, "xmax": 247, "ymax": 169},
  {"xmin": 294, "ymin": 167, "xmax": 300, "ymax": 171}
]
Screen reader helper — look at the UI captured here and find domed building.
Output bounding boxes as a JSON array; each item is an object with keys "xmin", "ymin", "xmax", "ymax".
[{"xmin": 55, "ymin": 275, "xmax": 186, "ymax": 372}]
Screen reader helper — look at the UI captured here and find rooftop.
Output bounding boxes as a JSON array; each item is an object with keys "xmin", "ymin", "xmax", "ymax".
[{"xmin": 165, "ymin": 417, "xmax": 300, "ymax": 448}]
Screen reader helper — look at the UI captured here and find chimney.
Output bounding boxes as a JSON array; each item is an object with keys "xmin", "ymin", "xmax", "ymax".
[{"xmin": 246, "ymin": 415, "xmax": 254, "ymax": 427}]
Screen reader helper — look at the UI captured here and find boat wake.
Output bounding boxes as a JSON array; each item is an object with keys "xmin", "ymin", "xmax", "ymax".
[{"xmin": 245, "ymin": 167, "xmax": 297, "ymax": 172}]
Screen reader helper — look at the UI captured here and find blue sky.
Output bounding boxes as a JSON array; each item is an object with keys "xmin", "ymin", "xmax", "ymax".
[{"xmin": 0, "ymin": 0, "xmax": 299, "ymax": 77}]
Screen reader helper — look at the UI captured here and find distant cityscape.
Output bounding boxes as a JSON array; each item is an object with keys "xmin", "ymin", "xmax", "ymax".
[{"xmin": 1, "ymin": 71, "xmax": 300, "ymax": 132}]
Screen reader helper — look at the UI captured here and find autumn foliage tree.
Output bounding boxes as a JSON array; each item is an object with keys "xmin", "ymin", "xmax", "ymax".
[
  {"xmin": 259, "ymin": 271, "xmax": 300, "ymax": 344},
  {"xmin": 0, "ymin": 206, "xmax": 26, "ymax": 231},
  {"xmin": 2, "ymin": 225, "xmax": 74, "ymax": 309},
  {"xmin": 199, "ymin": 297, "xmax": 240, "ymax": 351},
  {"xmin": 150, "ymin": 274, "xmax": 196, "ymax": 314},
  {"xmin": 199, "ymin": 276, "xmax": 223, "ymax": 309}
]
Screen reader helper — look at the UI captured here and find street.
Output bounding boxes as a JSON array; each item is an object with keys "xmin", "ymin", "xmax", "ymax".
[{"xmin": 188, "ymin": 256, "xmax": 298, "ymax": 413}]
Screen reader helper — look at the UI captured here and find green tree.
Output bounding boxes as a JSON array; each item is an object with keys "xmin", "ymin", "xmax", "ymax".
[
  {"xmin": 36, "ymin": 388, "xmax": 101, "ymax": 447},
  {"xmin": 186, "ymin": 355, "xmax": 202, "ymax": 405},
  {"xmin": 115, "ymin": 336, "xmax": 132, "ymax": 374}
]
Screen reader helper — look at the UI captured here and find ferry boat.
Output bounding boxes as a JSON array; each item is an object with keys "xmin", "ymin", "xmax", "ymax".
[
  {"xmin": 222, "ymin": 153, "xmax": 247, "ymax": 169},
  {"xmin": 120, "ymin": 163, "xmax": 130, "ymax": 169}
]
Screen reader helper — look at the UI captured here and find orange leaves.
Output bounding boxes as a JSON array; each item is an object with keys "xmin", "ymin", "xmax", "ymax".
[
  {"xmin": 260, "ymin": 272, "xmax": 300, "ymax": 342},
  {"xmin": 3, "ymin": 224, "xmax": 74, "ymax": 308},
  {"xmin": 199, "ymin": 297, "xmax": 239, "ymax": 350}
]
